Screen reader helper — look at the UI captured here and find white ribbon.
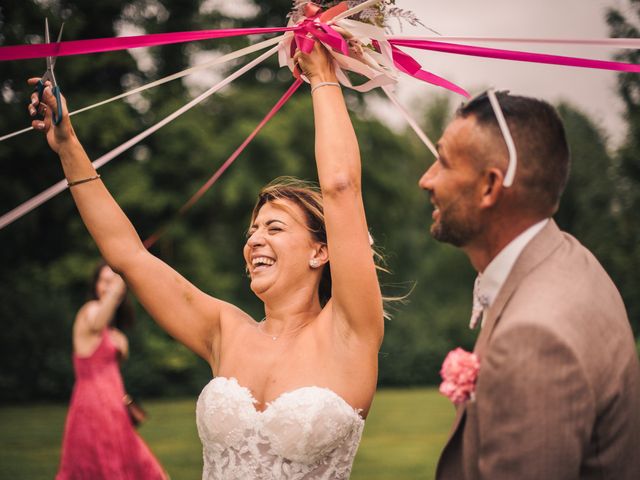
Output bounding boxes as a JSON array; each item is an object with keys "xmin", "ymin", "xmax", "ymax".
[
  {"xmin": 0, "ymin": 35, "xmax": 284, "ymax": 142},
  {"xmin": 0, "ymin": 45, "xmax": 279, "ymax": 230},
  {"xmin": 3, "ymin": 1, "xmax": 396, "ymax": 230},
  {"xmin": 3, "ymin": 5, "xmax": 447, "ymax": 230},
  {"xmin": 382, "ymin": 85, "xmax": 438, "ymax": 159}
]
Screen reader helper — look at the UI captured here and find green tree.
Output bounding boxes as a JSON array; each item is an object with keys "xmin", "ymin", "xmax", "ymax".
[
  {"xmin": 0, "ymin": 0, "xmax": 433, "ymax": 399},
  {"xmin": 2, "ymin": 1, "xmax": 637, "ymax": 403},
  {"xmin": 606, "ymin": 1, "xmax": 640, "ymax": 335},
  {"xmin": 554, "ymin": 104, "xmax": 618, "ymax": 264},
  {"xmin": 0, "ymin": 0, "xmax": 145, "ymax": 401}
]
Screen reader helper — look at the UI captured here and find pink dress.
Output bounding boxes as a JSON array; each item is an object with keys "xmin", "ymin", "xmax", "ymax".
[{"xmin": 56, "ymin": 330, "xmax": 167, "ymax": 480}]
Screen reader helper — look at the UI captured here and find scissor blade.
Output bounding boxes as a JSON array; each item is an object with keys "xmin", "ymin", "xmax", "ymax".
[
  {"xmin": 44, "ymin": 18, "xmax": 54, "ymax": 71},
  {"xmin": 50, "ymin": 23, "xmax": 64, "ymax": 69},
  {"xmin": 56, "ymin": 23, "xmax": 64, "ymax": 44}
]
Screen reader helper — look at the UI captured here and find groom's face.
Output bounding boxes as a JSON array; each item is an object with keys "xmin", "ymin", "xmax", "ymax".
[{"xmin": 418, "ymin": 116, "xmax": 486, "ymax": 247}]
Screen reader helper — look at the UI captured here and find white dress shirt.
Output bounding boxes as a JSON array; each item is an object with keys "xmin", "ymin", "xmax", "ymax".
[{"xmin": 471, "ymin": 218, "xmax": 549, "ymax": 328}]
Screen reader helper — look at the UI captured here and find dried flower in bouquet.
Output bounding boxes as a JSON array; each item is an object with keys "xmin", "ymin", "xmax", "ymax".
[{"xmin": 288, "ymin": 1, "xmax": 424, "ymax": 32}]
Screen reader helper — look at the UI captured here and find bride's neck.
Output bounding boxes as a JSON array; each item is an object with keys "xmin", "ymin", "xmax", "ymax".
[{"xmin": 262, "ymin": 293, "xmax": 323, "ymax": 335}]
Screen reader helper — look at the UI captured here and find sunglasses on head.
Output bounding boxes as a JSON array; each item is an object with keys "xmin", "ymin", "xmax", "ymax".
[{"xmin": 463, "ymin": 89, "xmax": 517, "ymax": 187}]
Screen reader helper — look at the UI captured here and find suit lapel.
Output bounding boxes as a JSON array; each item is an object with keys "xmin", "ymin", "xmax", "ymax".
[
  {"xmin": 473, "ymin": 220, "xmax": 564, "ymax": 358},
  {"xmin": 438, "ymin": 220, "xmax": 565, "ymax": 473},
  {"xmin": 447, "ymin": 401, "xmax": 468, "ymax": 441}
]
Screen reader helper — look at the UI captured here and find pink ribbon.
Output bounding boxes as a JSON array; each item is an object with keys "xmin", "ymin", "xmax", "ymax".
[
  {"xmin": 288, "ymin": 2, "xmax": 349, "ymax": 79},
  {"xmin": 143, "ymin": 78, "xmax": 303, "ymax": 248},
  {"xmin": 0, "ymin": 26, "xmax": 294, "ymax": 62},
  {"xmin": 390, "ymin": 36, "xmax": 640, "ymax": 49},
  {"xmin": 4, "ymin": 6, "xmax": 638, "ymax": 240},
  {"xmin": 388, "ymin": 38, "xmax": 640, "ymax": 73},
  {"xmin": 2, "ymin": 16, "xmax": 638, "ymax": 76},
  {"xmin": 292, "ymin": 2, "xmax": 349, "ymax": 56},
  {"xmin": 0, "ymin": 9, "xmax": 348, "ymax": 63},
  {"xmin": 389, "ymin": 44, "xmax": 469, "ymax": 98},
  {"xmin": 295, "ymin": 19, "xmax": 349, "ymax": 55}
]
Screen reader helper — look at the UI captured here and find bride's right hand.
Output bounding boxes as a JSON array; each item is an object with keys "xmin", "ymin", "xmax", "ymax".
[
  {"xmin": 27, "ymin": 78, "xmax": 76, "ymax": 154},
  {"xmin": 294, "ymin": 42, "xmax": 337, "ymax": 85}
]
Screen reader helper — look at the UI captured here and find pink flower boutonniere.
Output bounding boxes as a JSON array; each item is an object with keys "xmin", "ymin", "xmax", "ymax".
[{"xmin": 439, "ymin": 347, "xmax": 480, "ymax": 405}]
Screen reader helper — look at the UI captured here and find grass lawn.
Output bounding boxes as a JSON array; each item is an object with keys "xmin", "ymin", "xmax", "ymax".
[{"xmin": 0, "ymin": 387, "xmax": 453, "ymax": 479}]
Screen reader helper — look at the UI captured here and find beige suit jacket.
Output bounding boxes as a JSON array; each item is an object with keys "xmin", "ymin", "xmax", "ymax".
[{"xmin": 436, "ymin": 220, "xmax": 640, "ymax": 480}]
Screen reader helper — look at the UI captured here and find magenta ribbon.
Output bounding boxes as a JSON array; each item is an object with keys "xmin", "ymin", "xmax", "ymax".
[
  {"xmin": 0, "ymin": 26, "xmax": 294, "ymax": 62},
  {"xmin": 389, "ymin": 44, "xmax": 469, "ymax": 98},
  {"xmin": 296, "ymin": 19, "xmax": 349, "ymax": 55},
  {"xmin": 291, "ymin": 4, "xmax": 349, "ymax": 57},
  {"xmin": 2, "ymin": 21, "xmax": 639, "ymax": 77},
  {"xmin": 388, "ymin": 38, "xmax": 640, "ymax": 73},
  {"xmin": 0, "ymin": 20, "xmax": 348, "ymax": 63},
  {"xmin": 143, "ymin": 78, "xmax": 304, "ymax": 248}
]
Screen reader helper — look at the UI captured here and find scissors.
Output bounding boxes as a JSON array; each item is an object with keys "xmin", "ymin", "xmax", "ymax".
[{"xmin": 35, "ymin": 18, "xmax": 64, "ymax": 125}]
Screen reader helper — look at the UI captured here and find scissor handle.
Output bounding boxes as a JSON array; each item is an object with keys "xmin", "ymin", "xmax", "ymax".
[
  {"xmin": 34, "ymin": 80, "xmax": 63, "ymax": 126},
  {"xmin": 51, "ymin": 85, "xmax": 63, "ymax": 126},
  {"xmin": 35, "ymin": 79, "xmax": 46, "ymax": 99}
]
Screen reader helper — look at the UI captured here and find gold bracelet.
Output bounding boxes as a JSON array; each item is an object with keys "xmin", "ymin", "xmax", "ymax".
[
  {"xmin": 311, "ymin": 81, "xmax": 341, "ymax": 94},
  {"xmin": 67, "ymin": 174, "xmax": 101, "ymax": 187}
]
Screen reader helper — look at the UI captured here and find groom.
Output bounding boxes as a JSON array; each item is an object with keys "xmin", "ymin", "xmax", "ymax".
[{"xmin": 419, "ymin": 91, "xmax": 640, "ymax": 479}]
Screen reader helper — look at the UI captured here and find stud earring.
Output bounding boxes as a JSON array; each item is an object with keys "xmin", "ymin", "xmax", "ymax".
[{"xmin": 309, "ymin": 258, "xmax": 320, "ymax": 268}]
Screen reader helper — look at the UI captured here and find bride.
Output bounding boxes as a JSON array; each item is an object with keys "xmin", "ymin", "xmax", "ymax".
[{"xmin": 29, "ymin": 41, "xmax": 384, "ymax": 479}]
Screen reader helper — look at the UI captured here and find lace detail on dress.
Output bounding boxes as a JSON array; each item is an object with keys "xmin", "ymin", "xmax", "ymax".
[{"xmin": 196, "ymin": 377, "xmax": 365, "ymax": 479}]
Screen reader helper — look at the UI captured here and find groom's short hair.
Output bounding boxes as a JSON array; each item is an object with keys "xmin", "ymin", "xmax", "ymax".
[{"xmin": 457, "ymin": 92, "xmax": 571, "ymax": 216}]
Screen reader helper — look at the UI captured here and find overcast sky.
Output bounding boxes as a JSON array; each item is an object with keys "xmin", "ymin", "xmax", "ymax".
[{"xmin": 387, "ymin": 0, "xmax": 629, "ymax": 146}]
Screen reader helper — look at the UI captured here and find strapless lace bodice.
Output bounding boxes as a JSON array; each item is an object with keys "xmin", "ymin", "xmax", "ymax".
[{"xmin": 196, "ymin": 377, "xmax": 365, "ymax": 479}]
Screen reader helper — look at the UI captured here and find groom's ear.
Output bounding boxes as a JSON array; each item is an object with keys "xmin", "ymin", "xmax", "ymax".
[{"xmin": 479, "ymin": 167, "xmax": 505, "ymax": 209}]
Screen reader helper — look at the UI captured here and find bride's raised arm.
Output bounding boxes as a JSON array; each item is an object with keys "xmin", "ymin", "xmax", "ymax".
[
  {"xmin": 295, "ymin": 45, "xmax": 384, "ymax": 345},
  {"xmin": 28, "ymin": 79, "xmax": 229, "ymax": 362}
]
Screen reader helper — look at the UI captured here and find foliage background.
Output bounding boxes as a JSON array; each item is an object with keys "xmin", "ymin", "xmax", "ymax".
[{"xmin": 0, "ymin": 0, "xmax": 638, "ymax": 401}]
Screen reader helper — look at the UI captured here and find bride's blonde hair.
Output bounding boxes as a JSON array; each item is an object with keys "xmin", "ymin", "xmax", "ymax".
[{"xmin": 250, "ymin": 177, "xmax": 390, "ymax": 311}]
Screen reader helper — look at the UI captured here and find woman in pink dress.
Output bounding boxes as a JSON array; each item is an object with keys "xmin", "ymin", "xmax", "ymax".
[{"xmin": 56, "ymin": 262, "xmax": 167, "ymax": 480}]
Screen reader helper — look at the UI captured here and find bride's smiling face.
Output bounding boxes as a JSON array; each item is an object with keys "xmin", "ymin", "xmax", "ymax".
[{"xmin": 244, "ymin": 199, "xmax": 324, "ymax": 300}]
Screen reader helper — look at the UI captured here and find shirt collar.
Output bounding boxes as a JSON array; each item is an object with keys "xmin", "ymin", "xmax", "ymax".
[{"xmin": 477, "ymin": 218, "xmax": 549, "ymax": 309}]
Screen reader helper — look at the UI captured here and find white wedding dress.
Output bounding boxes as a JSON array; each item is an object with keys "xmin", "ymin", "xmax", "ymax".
[{"xmin": 196, "ymin": 377, "xmax": 365, "ymax": 479}]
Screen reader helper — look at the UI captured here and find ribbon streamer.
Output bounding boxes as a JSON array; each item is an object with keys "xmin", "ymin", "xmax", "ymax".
[
  {"xmin": 0, "ymin": 1, "xmax": 379, "ymax": 62},
  {"xmin": 2, "ymin": 2, "xmax": 390, "ymax": 141},
  {"xmin": 144, "ymin": 78, "xmax": 304, "ymax": 248},
  {"xmin": 0, "ymin": 26, "xmax": 293, "ymax": 61},
  {"xmin": 3, "ymin": 0, "xmax": 640, "ymax": 237},
  {"xmin": 0, "ymin": 1, "xmax": 392, "ymax": 233},
  {"xmin": 382, "ymin": 85, "xmax": 438, "ymax": 159},
  {"xmin": 389, "ymin": 44, "xmax": 469, "ymax": 97},
  {"xmin": 389, "ymin": 36, "xmax": 640, "ymax": 49},
  {"xmin": 389, "ymin": 38, "xmax": 640, "ymax": 73},
  {"xmin": 279, "ymin": 11, "xmax": 468, "ymax": 97},
  {"xmin": 0, "ymin": 35, "xmax": 285, "ymax": 142},
  {"xmin": 0, "ymin": 45, "xmax": 279, "ymax": 230}
]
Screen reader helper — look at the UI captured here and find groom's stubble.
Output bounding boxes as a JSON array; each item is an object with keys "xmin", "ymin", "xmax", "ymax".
[{"xmin": 429, "ymin": 184, "xmax": 484, "ymax": 248}]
